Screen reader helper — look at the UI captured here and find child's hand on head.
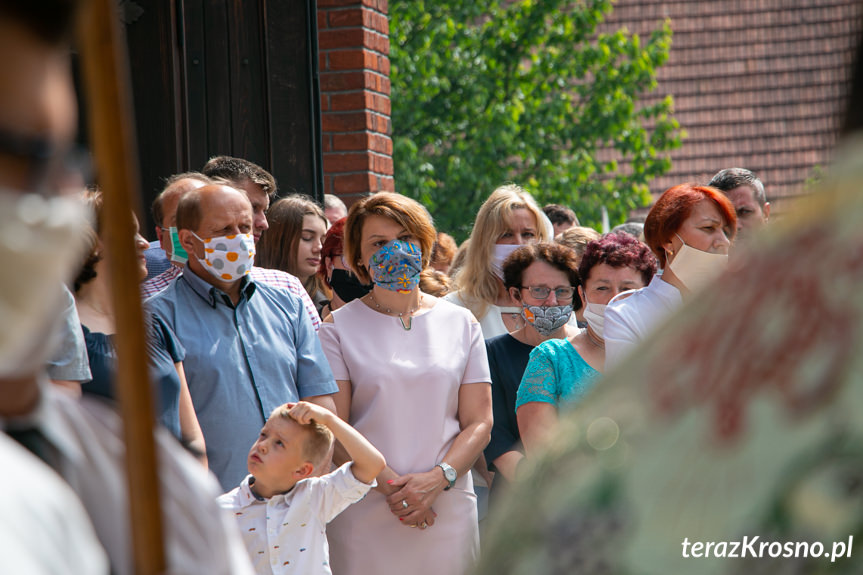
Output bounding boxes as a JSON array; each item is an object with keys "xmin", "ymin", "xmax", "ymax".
[{"xmin": 287, "ymin": 401, "xmax": 333, "ymax": 426}]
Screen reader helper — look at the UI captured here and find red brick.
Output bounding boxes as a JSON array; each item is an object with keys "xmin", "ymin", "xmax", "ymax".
[
  {"xmin": 320, "ymin": 94, "xmax": 330, "ymax": 112},
  {"xmin": 322, "ymin": 135, "xmax": 333, "ymax": 153},
  {"xmin": 321, "ymin": 112, "xmax": 367, "ymax": 132},
  {"xmin": 328, "ymin": 50, "xmax": 367, "ymax": 71},
  {"xmin": 379, "ymin": 176, "xmax": 395, "ymax": 192},
  {"xmin": 364, "ymin": 31, "xmax": 389, "ymax": 56},
  {"xmin": 330, "ymin": 92, "xmax": 365, "ymax": 111},
  {"xmin": 324, "ymin": 152, "xmax": 371, "ymax": 173},
  {"xmin": 319, "ymin": 52, "xmax": 327, "ymax": 70},
  {"xmin": 323, "ymin": 175, "xmax": 332, "ymax": 194},
  {"xmin": 368, "ymin": 113, "xmax": 391, "ymax": 134},
  {"xmin": 328, "ymin": 133, "xmax": 393, "ymax": 156},
  {"xmin": 318, "ymin": 28, "xmax": 365, "ymax": 50},
  {"xmin": 363, "ymin": 10, "xmax": 389, "ymax": 35},
  {"xmin": 328, "ymin": 9, "xmax": 363, "ymax": 28},
  {"xmin": 371, "ymin": 154, "xmax": 393, "ymax": 175},
  {"xmin": 330, "ymin": 92, "xmax": 390, "ymax": 114},
  {"xmin": 332, "ymin": 132, "xmax": 368, "ymax": 151},
  {"xmin": 356, "ymin": 30, "xmax": 387, "ymax": 54},
  {"xmin": 333, "ymin": 173, "xmax": 376, "ymax": 193},
  {"xmin": 317, "ymin": 10, "xmax": 328, "ymax": 29},
  {"xmin": 368, "ymin": 134, "xmax": 392, "ymax": 155},
  {"xmin": 364, "ymin": 72, "xmax": 383, "ymax": 92},
  {"xmin": 362, "ymin": 53, "xmax": 390, "ymax": 75},
  {"xmin": 320, "ymin": 71, "xmax": 365, "ymax": 91},
  {"xmin": 367, "ymin": 93, "xmax": 390, "ymax": 115}
]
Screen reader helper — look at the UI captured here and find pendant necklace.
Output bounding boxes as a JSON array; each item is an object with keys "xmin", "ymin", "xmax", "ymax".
[{"xmin": 368, "ymin": 292, "xmax": 424, "ymax": 331}]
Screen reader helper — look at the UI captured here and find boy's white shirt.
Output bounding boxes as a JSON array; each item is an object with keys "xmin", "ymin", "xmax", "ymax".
[{"xmin": 218, "ymin": 461, "xmax": 374, "ymax": 575}]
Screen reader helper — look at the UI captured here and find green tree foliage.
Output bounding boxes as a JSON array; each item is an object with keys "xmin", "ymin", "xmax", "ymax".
[{"xmin": 390, "ymin": 0, "xmax": 683, "ymax": 239}]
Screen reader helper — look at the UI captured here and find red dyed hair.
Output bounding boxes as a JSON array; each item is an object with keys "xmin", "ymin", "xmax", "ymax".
[
  {"xmin": 644, "ymin": 184, "xmax": 737, "ymax": 268},
  {"xmin": 318, "ymin": 217, "xmax": 346, "ymax": 287}
]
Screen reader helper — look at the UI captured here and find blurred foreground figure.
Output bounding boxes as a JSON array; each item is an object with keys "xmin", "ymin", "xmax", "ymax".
[
  {"xmin": 477, "ymin": 79, "xmax": 863, "ymax": 575},
  {"xmin": 0, "ymin": 2, "xmax": 252, "ymax": 573}
]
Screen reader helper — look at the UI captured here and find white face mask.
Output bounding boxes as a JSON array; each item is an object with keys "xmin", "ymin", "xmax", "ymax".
[
  {"xmin": 192, "ymin": 232, "xmax": 255, "ymax": 283},
  {"xmin": 582, "ymin": 293, "xmax": 607, "ymax": 340},
  {"xmin": 667, "ymin": 234, "xmax": 728, "ymax": 292},
  {"xmin": 0, "ymin": 189, "xmax": 90, "ymax": 377},
  {"xmin": 491, "ymin": 244, "xmax": 520, "ymax": 280}
]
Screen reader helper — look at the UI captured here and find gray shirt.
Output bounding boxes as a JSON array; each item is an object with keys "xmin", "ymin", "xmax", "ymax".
[{"xmin": 45, "ymin": 284, "xmax": 91, "ymax": 383}]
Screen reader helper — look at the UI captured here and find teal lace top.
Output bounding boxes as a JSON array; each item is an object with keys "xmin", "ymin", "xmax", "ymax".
[{"xmin": 515, "ymin": 338, "xmax": 600, "ymax": 410}]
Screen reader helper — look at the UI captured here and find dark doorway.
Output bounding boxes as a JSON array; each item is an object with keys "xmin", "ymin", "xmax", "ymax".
[{"xmin": 122, "ymin": 0, "xmax": 323, "ymax": 236}]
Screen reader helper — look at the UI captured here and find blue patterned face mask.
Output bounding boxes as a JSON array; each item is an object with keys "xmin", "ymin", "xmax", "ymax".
[{"xmin": 368, "ymin": 239, "xmax": 423, "ymax": 293}]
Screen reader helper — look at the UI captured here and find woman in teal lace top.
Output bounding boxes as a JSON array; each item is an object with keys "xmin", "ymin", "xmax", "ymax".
[{"xmin": 516, "ymin": 233, "xmax": 657, "ymax": 455}]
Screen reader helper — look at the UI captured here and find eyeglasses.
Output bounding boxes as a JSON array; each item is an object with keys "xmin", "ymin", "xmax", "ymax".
[{"xmin": 519, "ymin": 285, "xmax": 575, "ymax": 301}]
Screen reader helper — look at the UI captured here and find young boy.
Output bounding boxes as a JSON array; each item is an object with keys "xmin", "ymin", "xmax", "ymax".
[{"xmin": 218, "ymin": 401, "xmax": 385, "ymax": 574}]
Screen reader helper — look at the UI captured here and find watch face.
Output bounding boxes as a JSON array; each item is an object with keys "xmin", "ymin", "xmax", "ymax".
[{"xmin": 445, "ymin": 467, "xmax": 457, "ymax": 482}]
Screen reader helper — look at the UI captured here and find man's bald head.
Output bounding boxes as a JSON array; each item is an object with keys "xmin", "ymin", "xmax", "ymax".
[
  {"xmin": 153, "ymin": 172, "xmax": 211, "ymax": 229},
  {"xmin": 176, "ymin": 184, "xmax": 252, "ymax": 234}
]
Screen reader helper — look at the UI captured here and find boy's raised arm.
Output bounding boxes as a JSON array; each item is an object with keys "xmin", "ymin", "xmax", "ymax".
[{"xmin": 288, "ymin": 402, "xmax": 386, "ymax": 484}]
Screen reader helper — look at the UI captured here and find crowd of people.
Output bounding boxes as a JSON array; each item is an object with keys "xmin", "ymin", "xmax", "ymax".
[{"xmin": 0, "ymin": 2, "xmax": 785, "ymax": 575}]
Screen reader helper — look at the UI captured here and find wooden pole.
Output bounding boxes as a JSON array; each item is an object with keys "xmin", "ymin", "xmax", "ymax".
[{"xmin": 77, "ymin": 1, "xmax": 166, "ymax": 573}]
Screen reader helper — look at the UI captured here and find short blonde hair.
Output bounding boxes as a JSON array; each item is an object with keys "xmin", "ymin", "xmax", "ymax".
[
  {"xmin": 556, "ymin": 226, "xmax": 602, "ymax": 260},
  {"xmin": 453, "ymin": 184, "xmax": 549, "ymax": 319},
  {"xmin": 269, "ymin": 405, "xmax": 334, "ymax": 467},
  {"xmin": 344, "ymin": 193, "xmax": 437, "ymax": 284}
]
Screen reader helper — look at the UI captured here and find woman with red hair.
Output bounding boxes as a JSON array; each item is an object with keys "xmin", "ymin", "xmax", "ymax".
[
  {"xmin": 604, "ymin": 184, "xmax": 736, "ymax": 370},
  {"xmin": 318, "ymin": 217, "xmax": 372, "ymax": 319}
]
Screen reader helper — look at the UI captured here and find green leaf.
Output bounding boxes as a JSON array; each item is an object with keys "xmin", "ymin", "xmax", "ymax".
[{"xmin": 390, "ymin": 0, "xmax": 681, "ymax": 238}]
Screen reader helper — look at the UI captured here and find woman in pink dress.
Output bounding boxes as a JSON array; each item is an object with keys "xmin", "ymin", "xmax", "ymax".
[{"xmin": 319, "ymin": 193, "xmax": 492, "ymax": 575}]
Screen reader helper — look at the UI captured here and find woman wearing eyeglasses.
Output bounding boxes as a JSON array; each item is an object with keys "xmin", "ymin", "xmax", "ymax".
[
  {"xmin": 484, "ymin": 243, "xmax": 581, "ymax": 493},
  {"xmin": 516, "ymin": 233, "xmax": 657, "ymax": 456}
]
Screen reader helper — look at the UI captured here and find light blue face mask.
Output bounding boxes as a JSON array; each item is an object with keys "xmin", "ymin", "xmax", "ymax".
[{"xmin": 166, "ymin": 226, "xmax": 188, "ymax": 264}]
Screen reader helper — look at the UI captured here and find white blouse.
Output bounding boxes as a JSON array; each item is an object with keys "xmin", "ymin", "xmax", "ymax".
[{"xmin": 604, "ymin": 275, "xmax": 683, "ymax": 371}]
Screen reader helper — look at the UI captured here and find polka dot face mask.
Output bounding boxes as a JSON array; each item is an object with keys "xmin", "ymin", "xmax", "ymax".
[{"xmin": 192, "ymin": 232, "xmax": 255, "ymax": 282}]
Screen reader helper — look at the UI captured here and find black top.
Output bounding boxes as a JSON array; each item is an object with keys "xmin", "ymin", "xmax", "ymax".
[
  {"xmin": 484, "ymin": 333, "xmax": 534, "ymax": 468},
  {"xmin": 81, "ymin": 315, "xmax": 185, "ymax": 439}
]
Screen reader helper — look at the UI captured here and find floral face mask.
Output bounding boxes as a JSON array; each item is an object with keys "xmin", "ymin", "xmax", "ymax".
[{"xmin": 368, "ymin": 239, "xmax": 423, "ymax": 293}]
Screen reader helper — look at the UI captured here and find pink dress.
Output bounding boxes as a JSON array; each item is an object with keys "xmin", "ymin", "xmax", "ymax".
[{"xmin": 319, "ymin": 298, "xmax": 491, "ymax": 575}]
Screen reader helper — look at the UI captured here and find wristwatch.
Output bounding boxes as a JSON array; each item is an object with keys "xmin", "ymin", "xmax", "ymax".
[{"xmin": 437, "ymin": 462, "xmax": 457, "ymax": 490}]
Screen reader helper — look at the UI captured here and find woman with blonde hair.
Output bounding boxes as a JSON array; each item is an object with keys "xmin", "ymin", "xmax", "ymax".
[
  {"xmin": 320, "ymin": 192, "xmax": 492, "ymax": 575},
  {"xmin": 255, "ymin": 195, "xmax": 330, "ymax": 311},
  {"xmin": 446, "ymin": 184, "xmax": 552, "ymax": 339}
]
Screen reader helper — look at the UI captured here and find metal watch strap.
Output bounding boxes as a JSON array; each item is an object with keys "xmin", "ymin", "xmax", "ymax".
[{"xmin": 437, "ymin": 462, "xmax": 456, "ymax": 490}]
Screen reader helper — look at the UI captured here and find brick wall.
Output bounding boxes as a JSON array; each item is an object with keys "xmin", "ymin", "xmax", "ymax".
[{"xmin": 318, "ymin": 0, "xmax": 395, "ymax": 206}]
